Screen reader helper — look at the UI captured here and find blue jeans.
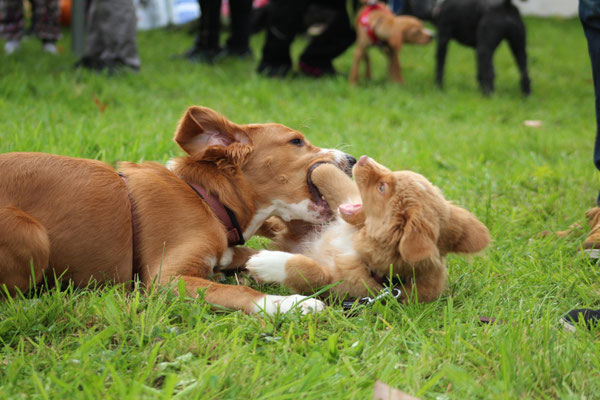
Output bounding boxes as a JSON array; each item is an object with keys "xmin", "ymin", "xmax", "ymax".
[{"xmin": 580, "ymin": 0, "xmax": 600, "ymax": 202}]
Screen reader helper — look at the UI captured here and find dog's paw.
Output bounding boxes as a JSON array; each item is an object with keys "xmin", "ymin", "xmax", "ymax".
[
  {"xmin": 246, "ymin": 250, "xmax": 293, "ymax": 284},
  {"xmin": 254, "ymin": 294, "xmax": 326, "ymax": 315}
]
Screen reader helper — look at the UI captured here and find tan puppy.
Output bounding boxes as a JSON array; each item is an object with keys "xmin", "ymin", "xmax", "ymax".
[
  {"xmin": 0, "ymin": 106, "xmax": 356, "ymax": 315},
  {"xmin": 350, "ymin": 2, "xmax": 433, "ymax": 84},
  {"xmin": 248, "ymin": 156, "xmax": 490, "ymax": 304}
]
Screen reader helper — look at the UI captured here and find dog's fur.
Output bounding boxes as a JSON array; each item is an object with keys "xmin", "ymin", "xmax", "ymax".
[
  {"xmin": 404, "ymin": 0, "xmax": 531, "ymax": 95},
  {"xmin": 349, "ymin": 2, "xmax": 433, "ymax": 84},
  {"xmin": 0, "ymin": 106, "xmax": 356, "ymax": 314},
  {"xmin": 248, "ymin": 157, "xmax": 490, "ymax": 303}
]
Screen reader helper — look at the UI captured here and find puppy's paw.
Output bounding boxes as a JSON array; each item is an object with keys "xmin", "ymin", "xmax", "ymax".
[
  {"xmin": 254, "ymin": 294, "xmax": 326, "ymax": 315},
  {"xmin": 246, "ymin": 250, "xmax": 293, "ymax": 284}
]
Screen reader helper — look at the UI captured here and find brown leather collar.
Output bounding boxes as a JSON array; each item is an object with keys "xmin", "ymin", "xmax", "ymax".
[{"xmin": 186, "ymin": 182, "xmax": 245, "ymax": 247}]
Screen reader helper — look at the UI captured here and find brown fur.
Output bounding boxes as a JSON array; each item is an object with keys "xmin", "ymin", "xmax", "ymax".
[
  {"xmin": 0, "ymin": 106, "xmax": 352, "ymax": 314},
  {"xmin": 350, "ymin": 3, "xmax": 433, "ymax": 84},
  {"xmin": 248, "ymin": 158, "xmax": 490, "ymax": 303}
]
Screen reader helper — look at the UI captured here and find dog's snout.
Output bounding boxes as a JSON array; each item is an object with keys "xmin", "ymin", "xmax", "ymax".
[{"xmin": 345, "ymin": 154, "xmax": 357, "ymax": 168}]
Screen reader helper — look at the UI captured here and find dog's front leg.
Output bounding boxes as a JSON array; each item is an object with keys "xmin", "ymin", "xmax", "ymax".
[
  {"xmin": 388, "ymin": 46, "xmax": 404, "ymax": 84},
  {"xmin": 179, "ymin": 275, "xmax": 325, "ymax": 315},
  {"xmin": 247, "ymin": 250, "xmax": 333, "ymax": 295},
  {"xmin": 350, "ymin": 44, "xmax": 366, "ymax": 84}
]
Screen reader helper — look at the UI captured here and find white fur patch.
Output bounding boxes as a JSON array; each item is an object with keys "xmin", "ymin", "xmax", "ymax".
[
  {"xmin": 320, "ymin": 148, "xmax": 347, "ymax": 165},
  {"xmin": 205, "ymin": 256, "xmax": 217, "ymax": 274},
  {"xmin": 246, "ymin": 251, "xmax": 293, "ymax": 283},
  {"xmin": 219, "ymin": 248, "xmax": 234, "ymax": 267},
  {"xmin": 243, "ymin": 199, "xmax": 324, "ymax": 239},
  {"xmin": 253, "ymin": 294, "xmax": 326, "ymax": 315},
  {"xmin": 166, "ymin": 158, "xmax": 178, "ymax": 171}
]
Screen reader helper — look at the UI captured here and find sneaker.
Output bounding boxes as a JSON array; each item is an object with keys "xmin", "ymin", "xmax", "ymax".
[
  {"xmin": 218, "ymin": 46, "xmax": 253, "ymax": 60},
  {"xmin": 4, "ymin": 40, "xmax": 20, "ymax": 55},
  {"xmin": 42, "ymin": 42, "xmax": 57, "ymax": 54},
  {"xmin": 298, "ymin": 61, "xmax": 338, "ymax": 78},
  {"xmin": 182, "ymin": 47, "xmax": 221, "ymax": 64},
  {"xmin": 561, "ymin": 308, "xmax": 600, "ymax": 331},
  {"xmin": 583, "ymin": 207, "xmax": 600, "ymax": 257}
]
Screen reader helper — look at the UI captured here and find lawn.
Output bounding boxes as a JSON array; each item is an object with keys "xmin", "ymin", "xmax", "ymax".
[{"xmin": 1, "ymin": 16, "xmax": 600, "ymax": 399}]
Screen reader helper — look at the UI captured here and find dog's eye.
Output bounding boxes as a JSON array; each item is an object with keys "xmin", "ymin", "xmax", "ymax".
[
  {"xmin": 289, "ymin": 138, "xmax": 304, "ymax": 147},
  {"xmin": 378, "ymin": 182, "xmax": 386, "ymax": 193}
]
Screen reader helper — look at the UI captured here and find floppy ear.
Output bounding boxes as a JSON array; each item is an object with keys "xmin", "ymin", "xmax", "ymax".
[
  {"xmin": 445, "ymin": 206, "xmax": 490, "ymax": 253},
  {"xmin": 398, "ymin": 209, "xmax": 440, "ymax": 263},
  {"xmin": 173, "ymin": 106, "xmax": 252, "ymax": 164}
]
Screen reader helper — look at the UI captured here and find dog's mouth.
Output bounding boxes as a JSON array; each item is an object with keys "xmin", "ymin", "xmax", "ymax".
[{"xmin": 307, "ymin": 162, "xmax": 330, "ymax": 210}]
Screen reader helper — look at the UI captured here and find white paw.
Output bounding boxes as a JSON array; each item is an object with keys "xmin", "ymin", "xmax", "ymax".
[
  {"xmin": 246, "ymin": 250, "xmax": 293, "ymax": 284},
  {"xmin": 254, "ymin": 294, "xmax": 326, "ymax": 315}
]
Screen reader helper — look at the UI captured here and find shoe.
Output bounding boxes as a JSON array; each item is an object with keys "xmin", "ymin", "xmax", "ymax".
[
  {"xmin": 583, "ymin": 207, "xmax": 600, "ymax": 258},
  {"xmin": 181, "ymin": 46, "xmax": 221, "ymax": 64},
  {"xmin": 4, "ymin": 40, "xmax": 20, "ymax": 55},
  {"xmin": 298, "ymin": 61, "xmax": 338, "ymax": 78},
  {"xmin": 218, "ymin": 46, "xmax": 253, "ymax": 60},
  {"xmin": 257, "ymin": 60, "xmax": 291, "ymax": 78},
  {"xmin": 561, "ymin": 308, "xmax": 600, "ymax": 331},
  {"xmin": 42, "ymin": 42, "xmax": 58, "ymax": 54}
]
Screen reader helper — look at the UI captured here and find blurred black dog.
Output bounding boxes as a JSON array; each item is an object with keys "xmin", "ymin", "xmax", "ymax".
[{"xmin": 404, "ymin": 0, "xmax": 531, "ymax": 95}]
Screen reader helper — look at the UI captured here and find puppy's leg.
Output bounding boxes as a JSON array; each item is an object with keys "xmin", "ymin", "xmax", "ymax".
[
  {"xmin": 506, "ymin": 23, "xmax": 531, "ymax": 96},
  {"xmin": 310, "ymin": 163, "xmax": 360, "ymax": 209},
  {"xmin": 247, "ymin": 250, "xmax": 333, "ymax": 294},
  {"xmin": 364, "ymin": 50, "xmax": 372, "ymax": 80},
  {"xmin": 350, "ymin": 44, "xmax": 366, "ymax": 84},
  {"xmin": 181, "ymin": 275, "xmax": 326, "ymax": 315},
  {"xmin": 388, "ymin": 47, "xmax": 404, "ymax": 84},
  {"xmin": 0, "ymin": 207, "xmax": 50, "ymax": 296}
]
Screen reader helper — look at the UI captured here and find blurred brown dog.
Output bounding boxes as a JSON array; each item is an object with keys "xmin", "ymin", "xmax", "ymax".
[
  {"xmin": 350, "ymin": 2, "xmax": 433, "ymax": 84},
  {"xmin": 248, "ymin": 157, "xmax": 490, "ymax": 304}
]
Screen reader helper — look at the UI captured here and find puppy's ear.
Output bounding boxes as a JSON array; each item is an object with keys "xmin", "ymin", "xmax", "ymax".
[
  {"xmin": 398, "ymin": 209, "xmax": 439, "ymax": 263},
  {"xmin": 174, "ymin": 106, "xmax": 252, "ymax": 164},
  {"xmin": 444, "ymin": 206, "xmax": 490, "ymax": 254}
]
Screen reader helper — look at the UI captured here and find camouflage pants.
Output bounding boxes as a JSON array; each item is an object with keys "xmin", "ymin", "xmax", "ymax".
[{"xmin": 0, "ymin": 0, "xmax": 60, "ymax": 42}]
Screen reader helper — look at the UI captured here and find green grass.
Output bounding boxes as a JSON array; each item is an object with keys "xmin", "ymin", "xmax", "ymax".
[{"xmin": 2, "ymin": 17, "xmax": 600, "ymax": 399}]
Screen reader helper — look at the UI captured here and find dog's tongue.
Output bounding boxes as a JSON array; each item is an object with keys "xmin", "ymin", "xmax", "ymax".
[{"xmin": 339, "ymin": 203, "xmax": 362, "ymax": 216}]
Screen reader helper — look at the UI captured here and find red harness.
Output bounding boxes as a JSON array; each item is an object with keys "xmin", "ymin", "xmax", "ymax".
[{"xmin": 358, "ymin": 3, "xmax": 392, "ymax": 44}]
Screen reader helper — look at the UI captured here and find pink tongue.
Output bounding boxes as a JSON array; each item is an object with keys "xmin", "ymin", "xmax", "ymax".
[{"xmin": 339, "ymin": 203, "xmax": 362, "ymax": 215}]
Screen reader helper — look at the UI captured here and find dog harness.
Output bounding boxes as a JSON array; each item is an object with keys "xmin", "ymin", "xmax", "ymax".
[{"xmin": 358, "ymin": 3, "xmax": 392, "ymax": 45}]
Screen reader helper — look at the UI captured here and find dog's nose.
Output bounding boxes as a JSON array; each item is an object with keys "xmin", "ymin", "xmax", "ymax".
[{"xmin": 345, "ymin": 154, "xmax": 357, "ymax": 168}]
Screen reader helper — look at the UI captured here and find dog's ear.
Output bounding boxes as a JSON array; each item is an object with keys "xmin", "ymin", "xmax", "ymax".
[
  {"xmin": 444, "ymin": 205, "xmax": 490, "ymax": 254},
  {"xmin": 174, "ymin": 106, "xmax": 252, "ymax": 164},
  {"xmin": 398, "ymin": 208, "xmax": 439, "ymax": 263}
]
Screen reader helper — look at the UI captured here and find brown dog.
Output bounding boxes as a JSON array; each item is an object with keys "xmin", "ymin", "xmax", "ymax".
[
  {"xmin": 350, "ymin": 2, "xmax": 433, "ymax": 84},
  {"xmin": 247, "ymin": 156, "xmax": 490, "ymax": 304},
  {"xmin": 0, "ymin": 106, "xmax": 356, "ymax": 314}
]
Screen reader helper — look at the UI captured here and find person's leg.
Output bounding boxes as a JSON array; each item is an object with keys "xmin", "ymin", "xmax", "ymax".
[
  {"xmin": 224, "ymin": 0, "xmax": 252, "ymax": 57},
  {"xmin": 0, "ymin": 0, "xmax": 25, "ymax": 54},
  {"xmin": 561, "ymin": 0, "xmax": 600, "ymax": 331},
  {"xmin": 257, "ymin": 0, "xmax": 308, "ymax": 77},
  {"xmin": 299, "ymin": 0, "xmax": 355, "ymax": 77},
  {"xmin": 183, "ymin": 0, "xmax": 222, "ymax": 62},
  {"xmin": 32, "ymin": 0, "xmax": 60, "ymax": 53}
]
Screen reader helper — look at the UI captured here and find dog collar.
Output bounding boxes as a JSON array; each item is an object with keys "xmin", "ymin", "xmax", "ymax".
[{"xmin": 186, "ymin": 182, "xmax": 246, "ymax": 247}]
